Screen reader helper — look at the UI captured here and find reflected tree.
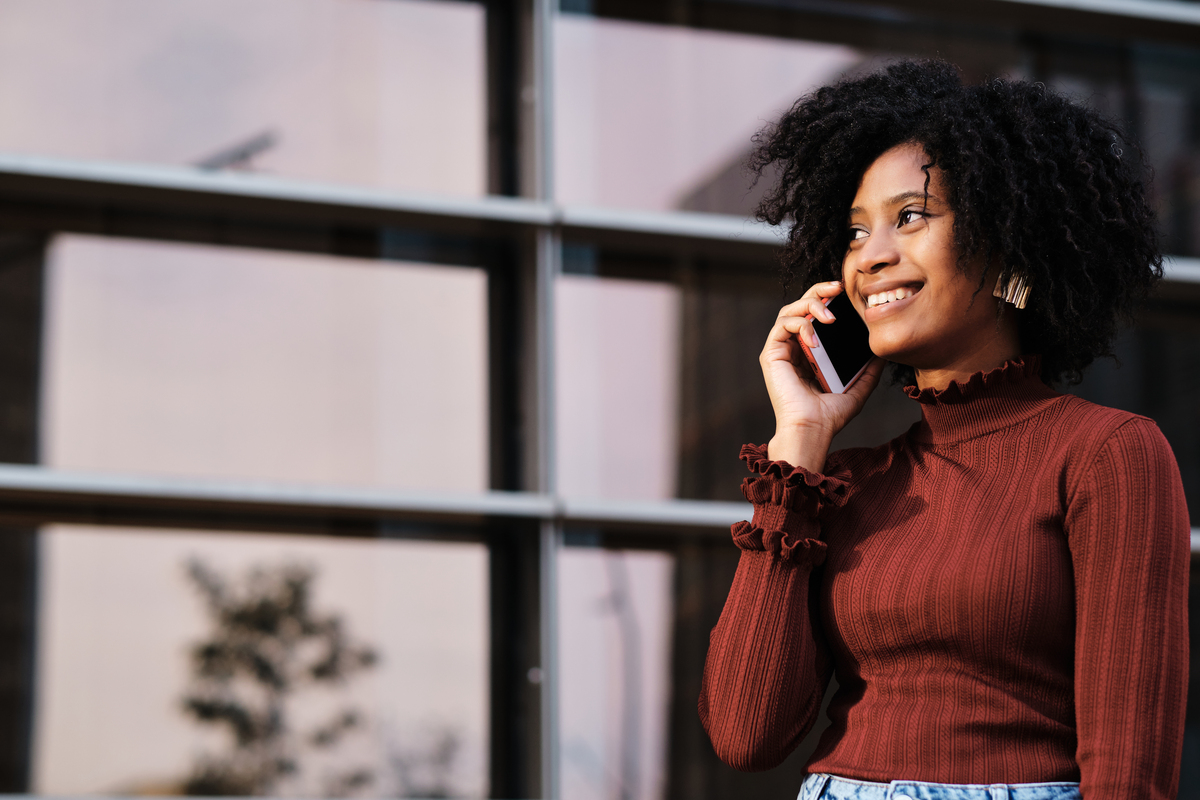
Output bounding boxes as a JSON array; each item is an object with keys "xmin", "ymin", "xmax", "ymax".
[
  {"xmin": 387, "ymin": 728, "xmax": 462, "ymax": 798},
  {"xmin": 181, "ymin": 559, "xmax": 377, "ymax": 796}
]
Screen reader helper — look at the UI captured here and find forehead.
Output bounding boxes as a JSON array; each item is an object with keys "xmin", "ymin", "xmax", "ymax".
[{"xmin": 851, "ymin": 142, "xmax": 943, "ymax": 207}]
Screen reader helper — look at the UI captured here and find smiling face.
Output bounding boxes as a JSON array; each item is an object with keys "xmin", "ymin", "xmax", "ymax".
[{"xmin": 842, "ymin": 142, "xmax": 1019, "ymax": 384}]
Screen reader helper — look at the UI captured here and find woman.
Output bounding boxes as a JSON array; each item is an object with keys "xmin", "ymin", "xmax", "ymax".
[{"xmin": 698, "ymin": 60, "xmax": 1189, "ymax": 800}]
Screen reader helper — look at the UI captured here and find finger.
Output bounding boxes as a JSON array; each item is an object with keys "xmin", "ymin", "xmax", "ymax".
[
  {"xmin": 845, "ymin": 357, "xmax": 886, "ymax": 404},
  {"xmin": 771, "ymin": 315, "xmax": 817, "ymax": 349},
  {"xmin": 778, "ymin": 281, "xmax": 843, "ymax": 318},
  {"xmin": 778, "ymin": 293, "xmax": 836, "ymax": 326},
  {"xmin": 791, "ymin": 343, "xmax": 817, "ymax": 380}
]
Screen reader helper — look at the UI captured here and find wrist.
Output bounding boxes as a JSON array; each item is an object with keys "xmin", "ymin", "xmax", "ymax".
[{"xmin": 768, "ymin": 422, "xmax": 834, "ymax": 474}]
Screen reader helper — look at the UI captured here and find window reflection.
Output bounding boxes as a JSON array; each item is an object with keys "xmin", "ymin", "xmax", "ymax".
[
  {"xmin": 554, "ymin": 257, "xmax": 922, "ymax": 503},
  {"xmin": 42, "ymin": 235, "xmax": 489, "ymax": 492},
  {"xmin": 0, "ymin": 0, "xmax": 485, "ymax": 196},
  {"xmin": 555, "ymin": 273, "xmax": 682, "ymax": 501},
  {"xmin": 555, "ymin": 12, "xmax": 1200, "ymax": 265},
  {"xmin": 32, "ymin": 526, "xmax": 488, "ymax": 797},
  {"xmin": 554, "ymin": 15, "xmax": 859, "ymax": 214},
  {"xmin": 558, "ymin": 544, "xmax": 674, "ymax": 800}
]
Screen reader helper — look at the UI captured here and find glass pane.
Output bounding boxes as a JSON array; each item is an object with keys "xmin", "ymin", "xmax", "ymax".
[
  {"xmin": 1184, "ymin": 565, "xmax": 1200, "ymax": 796},
  {"xmin": 0, "ymin": 0, "xmax": 485, "ymax": 197},
  {"xmin": 1070, "ymin": 296, "xmax": 1200, "ymax": 524},
  {"xmin": 554, "ymin": 15, "xmax": 862, "ymax": 214},
  {"xmin": 42, "ymin": 234, "xmax": 488, "ymax": 492},
  {"xmin": 557, "ymin": 530, "xmax": 835, "ymax": 800},
  {"xmin": 1046, "ymin": 43, "xmax": 1200, "ymax": 259},
  {"xmin": 556, "ymin": 250, "xmax": 1200, "ymax": 516},
  {"xmin": 555, "ymin": 12, "xmax": 1200, "ymax": 261},
  {"xmin": 32, "ymin": 526, "xmax": 488, "ymax": 797},
  {"xmin": 555, "ymin": 273, "xmax": 682, "ymax": 501},
  {"xmin": 557, "ymin": 543, "xmax": 674, "ymax": 800},
  {"xmin": 554, "ymin": 258, "xmax": 920, "ymax": 503}
]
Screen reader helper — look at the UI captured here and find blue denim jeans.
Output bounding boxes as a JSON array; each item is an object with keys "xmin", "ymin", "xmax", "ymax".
[{"xmin": 799, "ymin": 773, "xmax": 1081, "ymax": 800}]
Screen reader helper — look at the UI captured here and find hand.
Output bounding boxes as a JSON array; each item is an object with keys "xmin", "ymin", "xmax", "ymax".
[{"xmin": 760, "ymin": 281, "xmax": 885, "ymax": 472}]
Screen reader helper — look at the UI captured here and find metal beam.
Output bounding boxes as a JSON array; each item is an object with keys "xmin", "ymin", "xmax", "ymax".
[
  {"xmin": 583, "ymin": 0, "xmax": 1200, "ymax": 55},
  {"xmin": 0, "ymin": 153, "xmax": 780, "ymax": 251},
  {"xmin": 0, "ymin": 463, "xmax": 751, "ymax": 533},
  {"xmin": 1164, "ymin": 256, "xmax": 1200, "ymax": 285},
  {"xmin": 5, "ymin": 154, "xmax": 1199, "ymax": 277},
  {"xmin": 562, "ymin": 496, "xmax": 755, "ymax": 530},
  {"xmin": 996, "ymin": 0, "xmax": 1200, "ymax": 25},
  {"xmin": 0, "ymin": 153, "xmax": 551, "ymax": 237},
  {"xmin": 5, "ymin": 461, "xmax": 1180, "ymax": 548}
]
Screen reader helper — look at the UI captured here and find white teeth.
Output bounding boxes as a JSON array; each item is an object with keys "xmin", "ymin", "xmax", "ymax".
[{"xmin": 867, "ymin": 287, "xmax": 916, "ymax": 308}]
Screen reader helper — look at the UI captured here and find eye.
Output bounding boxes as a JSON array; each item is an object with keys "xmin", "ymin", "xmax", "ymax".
[
  {"xmin": 898, "ymin": 208, "xmax": 927, "ymax": 226},
  {"xmin": 848, "ymin": 227, "xmax": 868, "ymax": 242}
]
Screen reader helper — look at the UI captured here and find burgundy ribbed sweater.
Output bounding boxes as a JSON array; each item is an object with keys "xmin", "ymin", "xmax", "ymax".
[{"xmin": 698, "ymin": 358, "xmax": 1190, "ymax": 799}]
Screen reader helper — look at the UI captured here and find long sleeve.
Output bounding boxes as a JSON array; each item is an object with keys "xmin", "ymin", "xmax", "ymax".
[
  {"xmin": 698, "ymin": 444, "xmax": 847, "ymax": 771},
  {"xmin": 1064, "ymin": 418, "xmax": 1190, "ymax": 800}
]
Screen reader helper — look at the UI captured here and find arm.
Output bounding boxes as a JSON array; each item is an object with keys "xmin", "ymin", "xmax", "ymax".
[
  {"xmin": 700, "ymin": 283, "xmax": 881, "ymax": 770},
  {"xmin": 698, "ymin": 444, "xmax": 846, "ymax": 771},
  {"xmin": 1065, "ymin": 418, "xmax": 1190, "ymax": 799}
]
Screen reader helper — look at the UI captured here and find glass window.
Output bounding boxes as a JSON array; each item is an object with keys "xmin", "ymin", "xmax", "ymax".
[
  {"xmin": 557, "ymin": 542, "xmax": 675, "ymax": 800},
  {"xmin": 1184, "ymin": 566, "xmax": 1200, "ymax": 795},
  {"xmin": 0, "ymin": 0, "xmax": 485, "ymax": 196},
  {"xmin": 555, "ymin": 251, "xmax": 920, "ymax": 503},
  {"xmin": 557, "ymin": 530, "xmax": 834, "ymax": 800},
  {"xmin": 42, "ymin": 235, "xmax": 489, "ymax": 492},
  {"xmin": 1041, "ymin": 41, "xmax": 1200, "ymax": 259},
  {"xmin": 32, "ymin": 526, "xmax": 488, "ymax": 797},
  {"xmin": 555, "ymin": 10, "xmax": 1200, "ymax": 264},
  {"xmin": 555, "ymin": 272, "xmax": 682, "ymax": 501},
  {"xmin": 1070, "ymin": 294, "xmax": 1200, "ymax": 524},
  {"xmin": 554, "ymin": 15, "xmax": 861, "ymax": 214}
]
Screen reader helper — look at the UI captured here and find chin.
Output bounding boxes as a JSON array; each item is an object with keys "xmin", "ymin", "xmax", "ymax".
[
  {"xmin": 869, "ymin": 342, "xmax": 933, "ymax": 374},
  {"xmin": 867, "ymin": 333, "xmax": 911, "ymax": 363}
]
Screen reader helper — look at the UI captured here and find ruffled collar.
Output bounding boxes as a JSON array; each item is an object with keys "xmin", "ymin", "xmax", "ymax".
[{"xmin": 906, "ymin": 356, "xmax": 1064, "ymax": 444}]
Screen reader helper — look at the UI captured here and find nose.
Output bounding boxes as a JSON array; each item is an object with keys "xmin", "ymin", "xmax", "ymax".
[{"xmin": 849, "ymin": 228, "xmax": 900, "ymax": 274}]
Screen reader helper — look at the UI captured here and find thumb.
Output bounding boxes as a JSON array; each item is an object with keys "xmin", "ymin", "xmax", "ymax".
[{"xmin": 845, "ymin": 357, "xmax": 886, "ymax": 406}]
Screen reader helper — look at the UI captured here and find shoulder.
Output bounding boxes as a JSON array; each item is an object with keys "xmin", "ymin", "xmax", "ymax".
[
  {"xmin": 1051, "ymin": 392, "xmax": 1148, "ymax": 433},
  {"xmin": 1052, "ymin": 396, "xmax": 1180, "ymax": 502},
  {"xmin": 1060, "ymin": 400, "xmax": 1189, "ymax": 563},
  {"xmin": 1051, "ymin": 394, "xmax": 1168, "ymax": 457}
]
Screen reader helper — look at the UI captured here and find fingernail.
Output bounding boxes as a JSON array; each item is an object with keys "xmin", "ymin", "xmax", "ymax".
[
  {"xmin": 823, "ymin": 308, "xmax": 836, "ymax": 321},
  {"xmin": 811, "ymin": 332, "xmax": 821, "ymax": 348}
]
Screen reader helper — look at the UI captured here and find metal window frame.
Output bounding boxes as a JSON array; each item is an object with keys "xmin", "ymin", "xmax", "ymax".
[{"xmin": 3, "ymin": 1, "xmax": 1200, "ymax": 797}]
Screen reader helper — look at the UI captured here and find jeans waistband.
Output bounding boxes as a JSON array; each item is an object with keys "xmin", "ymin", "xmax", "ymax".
[{"xmin": 799, "ymin": 773, "xmax": 1082, "ymax": 800}]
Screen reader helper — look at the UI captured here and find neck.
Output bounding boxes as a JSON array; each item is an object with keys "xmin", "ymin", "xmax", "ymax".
[
  {"xmin": 916, "ymin": 353, "xmax": 1019, "ymax": 391},
  {"xmin": 914, "ymin": 319, "xmax": 1021, "ymax": 391}
]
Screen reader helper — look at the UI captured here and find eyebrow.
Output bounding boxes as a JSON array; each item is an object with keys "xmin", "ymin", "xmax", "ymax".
[{"xmin": 848, "ymin": 190, "xmax": 943, "ymax": 217}]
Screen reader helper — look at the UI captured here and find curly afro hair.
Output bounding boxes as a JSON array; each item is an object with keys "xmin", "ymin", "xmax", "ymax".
[{"xmin": 751, "ymin": 59, "xmax": 1163, "ymax": 386}]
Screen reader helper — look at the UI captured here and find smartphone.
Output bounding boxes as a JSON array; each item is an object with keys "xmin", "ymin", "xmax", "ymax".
[{"xmin": 799, "ymin": 292, "xmax": 874, "ymax": 394}]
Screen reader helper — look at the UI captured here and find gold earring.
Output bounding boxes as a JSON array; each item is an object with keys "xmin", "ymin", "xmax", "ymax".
[{"xmin": 993, "ymin": 272, "xmax": 1031, "ymax": 310}]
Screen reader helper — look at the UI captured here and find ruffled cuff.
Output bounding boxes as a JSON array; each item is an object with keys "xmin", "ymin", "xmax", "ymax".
[
  {"xmin": 731, "ymin": 520, "xmax": 827, "ymax": 565},
  {"xmin": 731, "ymin": 444, "xmax": 848, "ymax": 563},
  {"xmin": 739, "ymin": 443, "xmax": 848, "ymax": 511}
]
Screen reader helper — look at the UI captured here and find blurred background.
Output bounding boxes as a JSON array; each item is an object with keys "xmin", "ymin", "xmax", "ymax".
[{"xmin": 0, "ymin": 0, "xmax": 1196, "ymax": 798}]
